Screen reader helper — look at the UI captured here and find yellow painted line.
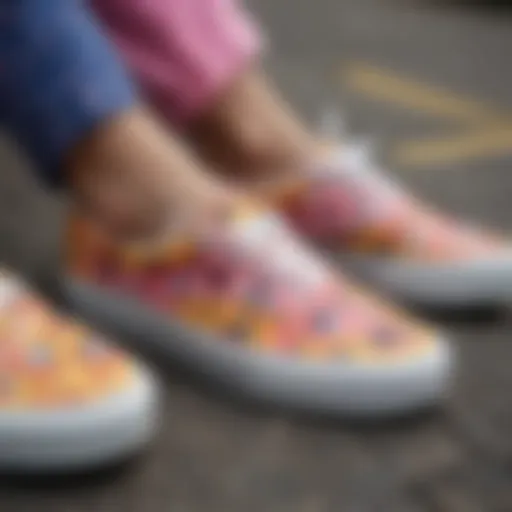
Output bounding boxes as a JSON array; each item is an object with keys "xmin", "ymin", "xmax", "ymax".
[
  {"xmin": 393, "ymin": 124, "xmax": 512, "ymax": 167},
  {"xmin": 343, "ymin": 63, "xmax": 501, "ymax": 124}
]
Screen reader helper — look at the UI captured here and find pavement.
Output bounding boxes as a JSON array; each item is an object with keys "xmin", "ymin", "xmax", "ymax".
[{"xmin": 2, "ymin": 0, "xmax": 512, "ymax": 510}]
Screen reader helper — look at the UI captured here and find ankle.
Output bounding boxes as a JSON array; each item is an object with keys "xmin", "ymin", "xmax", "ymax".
[
  {"xmin": 189, "ymin": 69, "xmax": 316, "ymax": 181},
  {"xmin": 66, "ymin": 107, "xmax": 233, "ymax": 240}
]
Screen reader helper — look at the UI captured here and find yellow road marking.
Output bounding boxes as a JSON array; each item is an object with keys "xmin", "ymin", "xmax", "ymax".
[
  {"xmin": 394, "ymin": 125, "xmax": 512, "ymax": 167},
  {"xmin": 341, "ymin": 62, "xmax": 512, "ymax": 168},
  {"xmin": 343, "ymin": 63, "xmax": 501, "ymax": 124}
]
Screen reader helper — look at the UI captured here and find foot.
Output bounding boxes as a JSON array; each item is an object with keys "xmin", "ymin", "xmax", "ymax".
[
  {"xmin": 269, "ymin": 143, "xmax": 511, "ymax": 307},
  {"xmin": 0, "ymin": 270, "xmax": 158, "ymax": 472},
  {"xmin": 63, "ymin": 202, "xmax": 452, "ymax": 417}
]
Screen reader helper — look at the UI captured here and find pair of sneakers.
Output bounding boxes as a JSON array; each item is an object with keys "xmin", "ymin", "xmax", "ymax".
[{"xmin": 2, "ymin": 144, "xmax": 510, "ymax": 472}]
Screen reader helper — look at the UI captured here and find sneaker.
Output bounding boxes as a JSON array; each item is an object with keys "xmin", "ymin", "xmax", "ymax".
[
  {"xmin": 62, "ymin": 205, "xmax": 452, "ymax": 417},
  {"xmin": 272, "ymin": 143, "xmax": 511, "ymax": 307},
  {"xmin": 0, "ymin": 270, "xmax": 158, "ymax": 472}
]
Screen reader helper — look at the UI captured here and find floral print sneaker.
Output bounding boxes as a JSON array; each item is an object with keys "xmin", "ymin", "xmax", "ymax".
[
  {"xmin": 63, "ymin": 205, "xmax": 452, "ymax": 417},
  {"xmin": 0, "ymin": 270, "xmax": 158, "ymax": 472},
  {"xmin": 272, "ymin": 143, "xmax": 512, "ymax": 307}
]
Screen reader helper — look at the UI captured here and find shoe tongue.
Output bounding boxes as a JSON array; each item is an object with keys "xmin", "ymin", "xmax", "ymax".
[{"xmin": 226, "ymin": 205, "xmax": 329, "ymax": 288}]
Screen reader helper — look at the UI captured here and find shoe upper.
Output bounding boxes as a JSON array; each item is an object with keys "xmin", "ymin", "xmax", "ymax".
[
  {"xmin": 0, "ymin": 271, "xmax": 135, "ymax": 410},
  {"xmin": 273, "ymin": 145, "xmax": 502, "ymax": 263},
  {"xmin": 66, "ymin": 205, "xmax": 438, "ymax": 364}
]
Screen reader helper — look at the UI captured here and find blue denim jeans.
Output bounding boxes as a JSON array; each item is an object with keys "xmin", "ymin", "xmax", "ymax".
[{"xmin": 0, "ymin": 0, "xmax": 136, "ymax": 186}]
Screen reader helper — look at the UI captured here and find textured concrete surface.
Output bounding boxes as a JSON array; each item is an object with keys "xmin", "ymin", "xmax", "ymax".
[{"xmin": 2, "ymin": 1, "xmax": 512, "ymax": 510}]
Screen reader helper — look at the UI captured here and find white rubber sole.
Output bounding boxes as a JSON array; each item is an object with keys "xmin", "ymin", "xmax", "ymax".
[
  {"xmin": 336, "ymin": 252, "xmax": 512, "ymax": 308},
  {"xmin": 0, "ymin": 364, "xmax": 159, "ymax": 472},
  {"xmin": 62, "ymin": 279, "xmax": 453, "ymax": 418}
]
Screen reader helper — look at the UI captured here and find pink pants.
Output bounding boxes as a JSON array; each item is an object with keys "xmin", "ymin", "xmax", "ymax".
[{"xmin": 90, "ymin": 0, "xmax": 261, "ymax": 124}]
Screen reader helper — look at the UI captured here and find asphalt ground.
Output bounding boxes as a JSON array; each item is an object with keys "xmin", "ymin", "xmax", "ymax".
[{"xmin": 1, "ymin": 1, "xmax": 512, "ymax": 510}]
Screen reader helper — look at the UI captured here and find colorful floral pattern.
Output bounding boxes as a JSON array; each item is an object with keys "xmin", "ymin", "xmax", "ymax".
[
  {"xmin": 0, "ymin": 272, "xmax": 132, "ymax": 409},
  {"xmin": 274, "ymin": 153, "xmax": 501, "ymax": 263},
  {"xmin": 66, "ymin": 212, "xmax": 436, "ymax": 363}
]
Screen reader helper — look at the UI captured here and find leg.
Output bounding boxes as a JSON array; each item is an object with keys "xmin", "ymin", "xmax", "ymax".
[
  {"xmin": 93, "ymin": 0, "xmax": 512, "ymax": 308},
  {"xmin": 68, "ymin": 106, "xmax": 236, "ymax": 240},
  {"xmin": 187, "ymin": 67, "xmax": 318, "ymax": 181},
  {"xmin": 90, "ymin": 0, "xmax": 316, "ymax": 182}
]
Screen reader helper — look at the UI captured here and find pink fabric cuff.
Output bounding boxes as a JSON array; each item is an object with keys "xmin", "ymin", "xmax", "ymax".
[{"xmin": 91, "ymin": 0, "xmax": 262, "ymax": 125}]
